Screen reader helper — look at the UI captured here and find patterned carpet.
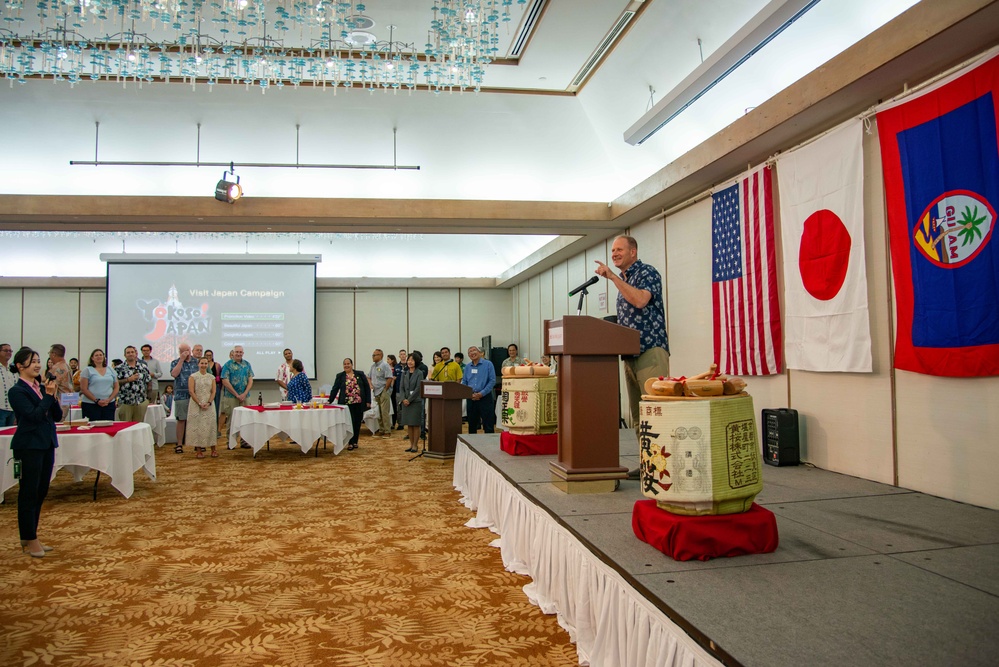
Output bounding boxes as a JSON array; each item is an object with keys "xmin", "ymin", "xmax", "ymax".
[{"xmin": 0, "ymin": 428, "xmax": 576, "ymax": 667}]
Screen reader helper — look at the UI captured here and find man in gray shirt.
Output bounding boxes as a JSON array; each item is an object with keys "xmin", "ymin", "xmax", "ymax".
[
  {"xmin": 368, "ymin": 349, "xmax": 393, "ymax": 438},
  {"xmin": 140, "ymin": 344, "xmax": 163, "ymax": 403}
]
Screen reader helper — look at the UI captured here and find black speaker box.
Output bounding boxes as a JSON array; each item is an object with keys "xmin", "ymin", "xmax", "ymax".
[{"xmin": 762, "ymin": 408, "xmax": 800, "ymax": 466}]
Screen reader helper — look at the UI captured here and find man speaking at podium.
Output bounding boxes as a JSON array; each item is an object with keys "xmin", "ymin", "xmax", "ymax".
[{"xmin": 594, "ymin": 235, "xmax": 670, "ymax": 433}]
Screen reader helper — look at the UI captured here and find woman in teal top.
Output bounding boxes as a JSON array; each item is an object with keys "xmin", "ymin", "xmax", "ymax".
[{"xmin": 80, "ymin": 348, "xmax": 119, "ymax": 421}]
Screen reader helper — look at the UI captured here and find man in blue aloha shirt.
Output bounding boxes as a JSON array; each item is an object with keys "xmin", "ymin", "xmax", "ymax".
[
  {"xmin": 220, "ymin": 345, "xmax": 254, "ymax": 447},
  {"xmin": 594, "ymin": 235, "xmax": 670, "ymax": 432}
]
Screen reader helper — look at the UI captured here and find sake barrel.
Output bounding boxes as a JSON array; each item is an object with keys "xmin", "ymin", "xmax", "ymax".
[
  {"xmin": 638, "ymin": 394, "xmax": 762, "ymax": 515},
  {"xmin": 501, "ymin": 376, "xmax": 558, "ymax": 434}
]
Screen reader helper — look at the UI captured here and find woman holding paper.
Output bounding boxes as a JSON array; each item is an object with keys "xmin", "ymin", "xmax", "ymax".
[{"xmin": 7, "ymin": 346, "xmax": 62, "ymax": 558}]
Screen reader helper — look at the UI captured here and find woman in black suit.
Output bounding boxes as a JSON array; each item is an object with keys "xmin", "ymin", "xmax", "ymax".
[
  {"xmin": 328, "ymin": 358, "xmax": 370, "ymax": 450},
  {"xmin": 7, "ymin": 346, "xmax": 62, "ymax": 558}
]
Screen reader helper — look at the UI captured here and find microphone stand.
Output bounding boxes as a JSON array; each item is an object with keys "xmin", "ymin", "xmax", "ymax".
[
  {"xmin": 408, "ymin": 405, "xmax": 429, "ymax": 462},
  {"xmin": 575, "ymin": 287, "xmax": 589, "ymax": 315}
]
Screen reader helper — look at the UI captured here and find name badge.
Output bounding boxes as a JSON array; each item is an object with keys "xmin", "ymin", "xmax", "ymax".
[{"xmin": 471, "ymin": 368, "xmax": 478, "ymax": 374}]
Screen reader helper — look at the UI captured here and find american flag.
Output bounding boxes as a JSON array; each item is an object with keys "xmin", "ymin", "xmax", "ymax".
[{"xmin": 711, "ymin": 165, "xmax": 783, "ymax": 376}]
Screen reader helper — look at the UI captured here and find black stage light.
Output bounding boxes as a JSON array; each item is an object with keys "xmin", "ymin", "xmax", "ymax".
[{"xmin": 214, "ymin": 165, "xmax": 242, "ymax": 203}]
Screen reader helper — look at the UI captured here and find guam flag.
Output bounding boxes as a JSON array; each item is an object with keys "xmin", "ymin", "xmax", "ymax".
[{"xmin": 877, "ymin": 53, "xmax": 999, "ymax": 377}]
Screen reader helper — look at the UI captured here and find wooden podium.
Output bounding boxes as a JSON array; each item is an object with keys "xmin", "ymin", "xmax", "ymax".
[
  {"xmin": 545, "ymin": 316, "xmax": 640, "ymax": 493},
  {"xmin": 421, "ymin": 381, "xmax": 472, "ymax": 461}
]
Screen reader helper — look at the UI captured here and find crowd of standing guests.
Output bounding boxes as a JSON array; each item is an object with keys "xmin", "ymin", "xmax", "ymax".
[{"xmin": 2, "ymin": 338, "xmax": 518, "ymax": 558}]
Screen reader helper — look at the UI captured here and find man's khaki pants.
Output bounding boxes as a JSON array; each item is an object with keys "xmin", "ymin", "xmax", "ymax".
[
  {"xmin": 117, "ymin": 401, "xmax": 148, "ymax": 423},
  {"xmin": 623, "ymin": 347, "xmax": 670, "ymax": 430},
  {"xmin": 376, "ymin": 390, "xmax": 392, "ymax": 434}
]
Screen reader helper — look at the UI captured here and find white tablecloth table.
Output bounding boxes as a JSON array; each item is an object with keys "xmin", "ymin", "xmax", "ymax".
[
  {"xmin": 66, "ymin": 404, "xmax": 165, "ymax": 446},
  {"xmin": 362, "ymin": 400, "xmax": 395, "ymax": 435},
  {"xmin": 0, "ymin": 422, "xmax": 157, "ymax": 499},
  {"xmin": 228, "ymin": 405, "xmax": 351, "ymax": 456},
  {"xmin": 144, "ymin": 403, "xmax": 167, "ymax": 446}
]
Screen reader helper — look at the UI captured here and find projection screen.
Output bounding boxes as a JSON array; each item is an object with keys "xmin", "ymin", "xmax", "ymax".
[{"xmin": 105, "ymin": 255, "xmax": 318, "ymax": 380}]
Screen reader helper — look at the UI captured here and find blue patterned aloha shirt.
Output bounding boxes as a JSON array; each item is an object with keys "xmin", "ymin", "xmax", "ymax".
[
  {"xmin": 221, "ymin": 359, "xmax": 254, "ymax": 398},
  {"xmin": 616, "ymin": 259, "xmax": 669, "ymax": 355},
  {"xmin": 286, "ymin": 372, "xmax": 313, "ymax": 403}
]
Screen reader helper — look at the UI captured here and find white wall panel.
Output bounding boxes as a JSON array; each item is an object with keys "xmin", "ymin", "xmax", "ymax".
[
  {"xmin": 527, "ymin": 275, "xmax": 543, "ymax": 361},
  {"xmin": 0, "ymin": 289, "xmax": 23, "ymax": 349},
  {"xmin": 317, "ymin": 291, "xmax": 355, "ymax": 384},
  {"xmin": 538, "ymin": 270, "xmax": 554, "ymax": 334},
  {"xmin": 355, "ymin": 289, "xmax": 406, "ymax": 365},
  {"xmin": 895, "ymin": 372, "xmax": 999, "ymax": 509},
  {"xmin": 552, "ymin": 261, "xmax": 570, "ymax": 321},
  {"xmin": 459, "ymin": 289, "xmax": 512, "ymax": 356},
  {"xmin": 409, "ymin": 289, "xmax": 459, "ymax": 361},
  {"xmin": 517, "ymin": 282, "xmax": 530, "ymax": 354},
  {"xmin": 22, "ymin": 289, "xmax": 80, "ymax": 361},
  {"xmin": 664, "ymin": 199, "xmax": 713, "ymax": 378},
  {"xmin": 583, "ymin": 244, "xmax": 609, "ymax": 318},
  {"xmin": 80, "ymin": 291, "xmax": 107, "ymax": 358},
  {"xmin": 630, "ymin": 220, "xmax": 666, "ymax": 286}
]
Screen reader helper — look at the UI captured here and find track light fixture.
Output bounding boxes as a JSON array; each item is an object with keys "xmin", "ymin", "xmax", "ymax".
[{"xmin": 215, "ymin": 163, "xmax": 242, "ymax": 203}]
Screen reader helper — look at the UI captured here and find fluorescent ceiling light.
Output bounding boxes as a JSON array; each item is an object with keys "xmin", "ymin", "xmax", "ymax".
[{"xmin": 624, "ymin": 0, "xmax": 819, "ymax": 146}]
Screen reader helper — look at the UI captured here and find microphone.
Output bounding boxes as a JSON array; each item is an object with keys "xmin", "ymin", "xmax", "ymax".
[{"xmin": 568, "ymin": 275, "xmax": 599, "ymax": 297}]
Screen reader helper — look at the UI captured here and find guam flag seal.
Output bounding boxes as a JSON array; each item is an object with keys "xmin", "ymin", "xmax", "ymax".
[{"xmin": 877, "ymin": 53, "xmax": 999, "ymax": 377}]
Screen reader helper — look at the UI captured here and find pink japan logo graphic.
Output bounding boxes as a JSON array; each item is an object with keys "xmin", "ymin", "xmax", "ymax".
[{"xmin": 138, "ymin": 285, "xmax": 211, "ymax": 342}]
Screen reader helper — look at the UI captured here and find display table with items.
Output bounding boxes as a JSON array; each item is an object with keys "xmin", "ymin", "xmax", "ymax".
[
  {"xmin": 228, "ymin": 404, "xmax": 351, "ymax": 456},
  {"xmin": 499, "ymin": 364, "xmax": 559, "ymax": 455},
  {"xmin": 0, "ymin": 421, "xmax": 157, "ymax": 500},
  {"xmin": 500, "ymin": 370, "xmax": 557, "ymax": 434},
  {"xmin": 632, "ymin": 366, "xmax": 778, "ymax": 561}
]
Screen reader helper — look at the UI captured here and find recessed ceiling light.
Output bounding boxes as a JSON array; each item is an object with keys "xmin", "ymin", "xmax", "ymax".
[{"xmin": 345, "ymin": 30, "xmax": 376, "ymax": 47}]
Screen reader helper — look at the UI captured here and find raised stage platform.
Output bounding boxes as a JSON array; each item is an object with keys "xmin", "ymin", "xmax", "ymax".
[{"xmin": 453, "ymin": 430, "xmax": 999, "ymax": 667}]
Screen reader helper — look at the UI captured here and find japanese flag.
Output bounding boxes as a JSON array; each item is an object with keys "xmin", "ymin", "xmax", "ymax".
[{"xmin": 776, "ymin": 120, "xmax": 873, "ymax": 372}]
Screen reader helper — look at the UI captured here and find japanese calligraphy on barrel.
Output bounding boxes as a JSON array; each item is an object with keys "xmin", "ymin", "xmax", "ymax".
[{"xmin": 638, "ymin": 394, "xmax": 762, "ymax": 515}]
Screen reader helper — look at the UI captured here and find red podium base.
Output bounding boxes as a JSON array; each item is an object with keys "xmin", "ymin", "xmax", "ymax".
[
  {"xmin": 632, "ymin": 500, "xmax": 779, "ymax": 562},
  {"xmin": 500, "ymin": 431, "xmax": 559, "ymax": 456}
]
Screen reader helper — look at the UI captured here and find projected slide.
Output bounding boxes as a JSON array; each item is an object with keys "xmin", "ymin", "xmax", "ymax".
[{"xmin": 106, "ymin": 263, "xmax": 316, "ymax": 379}]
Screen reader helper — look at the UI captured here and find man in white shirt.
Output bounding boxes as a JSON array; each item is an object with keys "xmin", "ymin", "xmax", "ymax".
[
  {"xmin": 275, "ymin": 348, "xmax": 294, "ymax": 400},
  {"xmin": 0, "ymin": 343, "xmax": 16, "ymax": 427},
  {"xmin": 140, "ymin": 344, "xmax": 163, "ymax": 403}
]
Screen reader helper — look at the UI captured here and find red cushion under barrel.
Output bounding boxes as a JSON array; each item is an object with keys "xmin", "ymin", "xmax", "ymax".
[
  {"xmin": 500, "ymin": 431, "xmax": 559, "ymax": 456},
  {"xmin": 632, "ymin": 499, "xmax": 779, "ymax": 562}
]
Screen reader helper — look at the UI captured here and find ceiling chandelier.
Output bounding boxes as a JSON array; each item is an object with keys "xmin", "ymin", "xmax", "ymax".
[{"xmin": 0, "ymin": 0, "xmax": 526, "ymax": 92}]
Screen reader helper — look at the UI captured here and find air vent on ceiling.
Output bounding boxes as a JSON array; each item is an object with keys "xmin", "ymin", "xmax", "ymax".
[
  {"xmin": 349, "ymin": 14, "xmax": 376, "ymax": 31},
  {"xmin": 568, "ymin": 8, "xmax": 637, "ymax": 91},
  {"xmin": 510, "ymin": 0, "xmax": 548, "ymax": 58},
  {"xmin": 345, "ymin": 30, "xmax": 377, "ymax": 47}
]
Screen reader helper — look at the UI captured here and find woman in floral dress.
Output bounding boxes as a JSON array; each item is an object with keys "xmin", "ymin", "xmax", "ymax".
[
  {"xmin": 328, "ymin": 358, "xmax": 370, "ymax": 451},
  {"xmin": 186, "ymin": 357, "xmax": 218, "ymax": 458}
]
